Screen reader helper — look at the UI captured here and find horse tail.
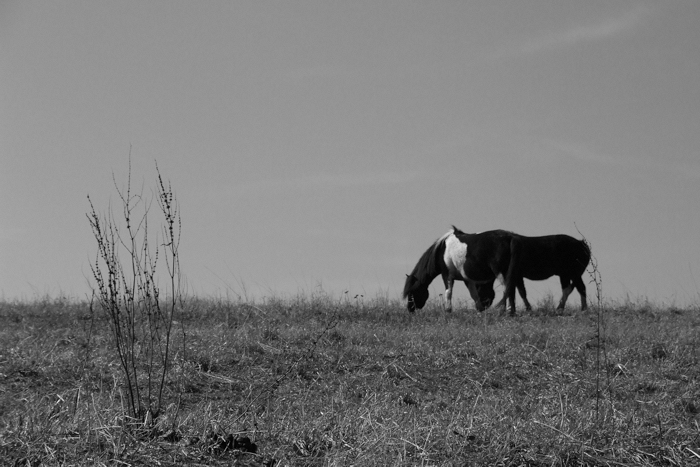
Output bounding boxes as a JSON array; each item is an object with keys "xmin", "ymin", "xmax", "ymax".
[
  {"xmin": 502, "ymin": 234, "xmax": 521, "ymax": 298},
  {"xmin": 577, "ymin": 237, "xmax": 592, "ymax": 270}
]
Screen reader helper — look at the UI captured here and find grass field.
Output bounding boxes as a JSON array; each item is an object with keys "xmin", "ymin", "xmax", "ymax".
[{"xmin": 1, "ymin": 293, "xmax": 699, "ymax": 466}]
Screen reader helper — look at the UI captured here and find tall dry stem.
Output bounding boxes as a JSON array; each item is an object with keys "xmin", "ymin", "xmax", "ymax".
[
  {"xmin": 580, "ymin": 232, "xmax": 609, "ymax": 426},
  {"xmin": 87, "ymin": 158, "xmax": 183, "ymax": 424}
]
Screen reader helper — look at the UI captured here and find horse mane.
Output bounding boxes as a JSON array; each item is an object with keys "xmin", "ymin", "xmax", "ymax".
[{"xmin": 403, "ymin": 229, "xmax": 453, "ymax": 298}]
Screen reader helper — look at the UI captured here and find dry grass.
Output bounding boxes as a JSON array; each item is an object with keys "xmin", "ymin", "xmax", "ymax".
[{"xmin": 1, "ymin": 293, "xmax": 700, "ymax": 466}]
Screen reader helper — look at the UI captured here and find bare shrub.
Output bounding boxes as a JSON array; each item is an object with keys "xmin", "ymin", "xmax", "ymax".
[
  {"xmin": 579, "ymin": 230, "xmax": 612, "ymax": 428},
  {"xmin": 86, "ymin": 159, "xmax": 182, "ymax": 424}
]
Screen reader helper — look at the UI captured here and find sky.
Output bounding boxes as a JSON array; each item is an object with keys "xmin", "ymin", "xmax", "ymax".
[{"xmin": 2, "ymin": 1, "xmax": 700, "ymax": 306}]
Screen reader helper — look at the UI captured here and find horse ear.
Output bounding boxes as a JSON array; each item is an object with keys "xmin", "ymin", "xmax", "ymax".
[{"xmin": 405, "ymin": 274, "xmax": 410, "ymax": 278}]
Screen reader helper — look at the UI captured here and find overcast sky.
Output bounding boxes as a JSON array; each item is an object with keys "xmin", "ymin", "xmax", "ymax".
[{"xmin": 2, "ymin": 1, "xmax": 699, "ymax": 306}]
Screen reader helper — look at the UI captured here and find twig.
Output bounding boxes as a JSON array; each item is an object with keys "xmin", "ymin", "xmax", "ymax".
[
  {"xmin": 532, "ymin": 420, "xmax": 574, "ymax": 441},
  {"xmin": 687, "ymin": 446, "xmax": 700, "ymax": 459}
]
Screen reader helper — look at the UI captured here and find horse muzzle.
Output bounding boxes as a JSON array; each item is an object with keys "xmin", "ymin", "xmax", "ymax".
[
  {"xmin": 406, "ymin": 297, "xmax": 416, "ymax": 313},
  {"xmin": 476, "ymin": 297, "xmax": 493, "ymax": 312}
]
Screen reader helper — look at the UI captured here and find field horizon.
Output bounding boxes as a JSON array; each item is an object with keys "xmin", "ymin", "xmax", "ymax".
[{"xmin": 1, "ymin": 292, "xmax": 699, "ymax": 466}]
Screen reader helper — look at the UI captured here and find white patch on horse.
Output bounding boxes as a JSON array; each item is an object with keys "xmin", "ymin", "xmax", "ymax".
[{"xmin": 443, "ymin": 234, "xmax": 468, "ymax": 281}]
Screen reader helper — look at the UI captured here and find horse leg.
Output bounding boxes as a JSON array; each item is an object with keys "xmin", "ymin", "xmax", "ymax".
[
  {"xmin": 572, "ymin": 276, "xmax": 588, "ymax": 310},
  {"xmin": 493, "ymin": 276, "xmax": 508, "ymax": 311},
  {"xmin": 517, "ymin": 278, "xmax": 532, "ymax": 311},
  {"xmin": 495, "ymin": 266, "xmax": 517, "ymax": 313},
  {"xmin": 557, "ymin": 277, "xmax": 574, "ymax": 310},
  {"xmin": 494, "ymin": 296, "xmax": 507, "ymax": 311},
  {"xmin": 499, "ymin": 277, "xmax": 519, "ymax": 316},
  {"xmin": 508, "ymin": 287, "xmax": 518, "ymax": 316},
  {"xmin": 504, "ymin": 236, "xmax": 522, "ymax": 316},
  {"xmin": 494, "ymin": 291, "xmax": 515, "ymax": 315},
  {"xmin": 442, "ymin": 274, "xmax": 454, "ymax": 312},
  {"xmin": 494, "ymin": 288, "xmax": 508, "ymax": 312}
]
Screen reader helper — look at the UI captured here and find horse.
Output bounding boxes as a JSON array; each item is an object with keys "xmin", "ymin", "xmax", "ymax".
[
  {"xmin": 490, "ymin": 230, "xmax": 591, "ymax": 315},
  {"xmin": 403, "ymin": 227, "xmax": 511, "ymax": 313},
  {"xmin": 403, "ymin": 227, "xmax": 590, "ymax": 315}
]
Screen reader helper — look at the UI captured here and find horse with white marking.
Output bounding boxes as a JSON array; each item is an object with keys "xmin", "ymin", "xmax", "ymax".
[
  {"xmin": 403, "ymin": 227, "xmax": 590, "ymax": 315},
  {"xmin": 403, "ymin": 227, "xmax": 506, "ymax": 313}
]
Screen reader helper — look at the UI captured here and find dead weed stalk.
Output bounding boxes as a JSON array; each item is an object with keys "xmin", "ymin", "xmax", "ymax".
[{"xmin": 86, "ymin": 157, "xmax": 183, "ymax": 426}]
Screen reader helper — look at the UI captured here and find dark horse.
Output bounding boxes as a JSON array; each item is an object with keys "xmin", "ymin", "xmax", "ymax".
[
  {"xmin": 403, "ymin": 227, "xmax": 590, "ymax": 315},
  {"xmin": 492, "ymin": 230, "xmax": 591, "ymax": 314}
]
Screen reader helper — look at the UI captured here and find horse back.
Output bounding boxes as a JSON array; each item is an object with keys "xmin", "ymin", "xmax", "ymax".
[
  {"xmin": 515, "ymin": 234, "xmax": 590, "ymax": 279},
  {"xmin": 454, "ymin": 229, "xmax": 513, "ymax": 281}
]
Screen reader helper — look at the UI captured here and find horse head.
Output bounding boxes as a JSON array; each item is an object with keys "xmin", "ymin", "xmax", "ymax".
[
  {"xmin": 404, "ymin": 274, "xmax": 429, "ymax": 313},
  {"xmin": 470, "ymin": 280, "xmax": 496, "ymax": 311}
]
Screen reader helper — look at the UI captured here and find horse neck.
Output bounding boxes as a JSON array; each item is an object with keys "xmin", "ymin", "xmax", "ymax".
[
  {"xmin": 407, "ymin": 233, "xmax": 448, "ymax": 294},
  {"xmin": 415, "ymin": 269, "xmax": 440, "ymax": 291},
  {"xmin": 413, "ymin": 253, "xmax": 444, "ymax": 289}
]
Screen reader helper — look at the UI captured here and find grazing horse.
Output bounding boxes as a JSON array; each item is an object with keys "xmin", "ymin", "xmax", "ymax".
[
  {"xmin": 403, "ymin": 227, "xmax": 591, "ymax": 315},
  {"xmin": 403, "ymin": 227, "xmax": 512, "ymax": 313},
  {"xmin": 491, "ymin": 231, "xmax": 591, "ymax": 315}
]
